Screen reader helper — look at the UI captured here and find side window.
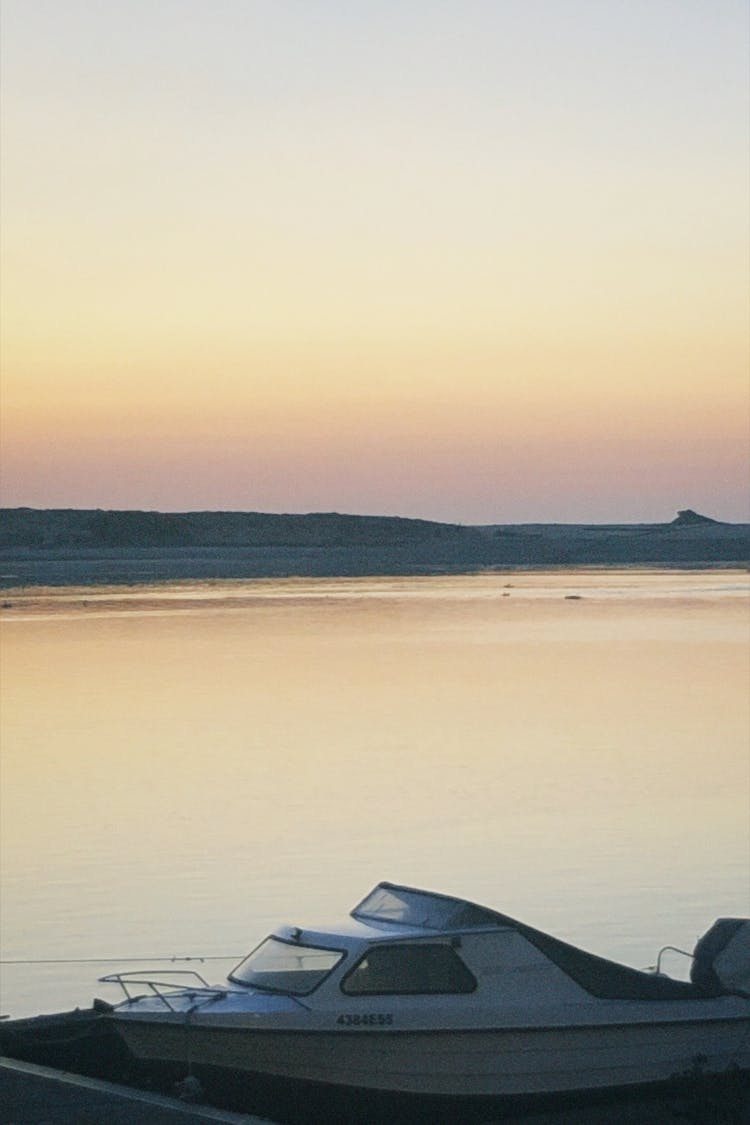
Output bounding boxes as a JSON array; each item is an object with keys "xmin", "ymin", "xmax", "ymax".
[{"xmin": 341, "ymin": 943, "xmax": 476, "ymax": 995}]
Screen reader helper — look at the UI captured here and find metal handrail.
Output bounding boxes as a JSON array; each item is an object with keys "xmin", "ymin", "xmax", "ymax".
[
  {"xmin": 654, "ymin": 945, "xmax": 694, "ymax": 975},
  {"xmin": 99, "ymin": 969, "xmax": 231, "ymax": 1011},
  {"xmin": 99, "ymin": 968, "xmax": 315, "ymax": 1015}
]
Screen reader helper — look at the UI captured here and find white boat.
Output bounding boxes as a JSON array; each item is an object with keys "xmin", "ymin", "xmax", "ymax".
[{"xmin": 101, "ymin": 882, "xmax": 750, "ymax": 1121}]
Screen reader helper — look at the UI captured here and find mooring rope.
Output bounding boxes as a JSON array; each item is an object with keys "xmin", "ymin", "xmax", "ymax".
[{"xmin": 0, "ymin": 954, "xmax": 240, "ymax": 965}]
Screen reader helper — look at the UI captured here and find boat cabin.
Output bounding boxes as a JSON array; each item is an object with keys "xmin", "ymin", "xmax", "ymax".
[{"xmin": 225, "ymin": 881, "xmax": 743, "ymax": 1013}]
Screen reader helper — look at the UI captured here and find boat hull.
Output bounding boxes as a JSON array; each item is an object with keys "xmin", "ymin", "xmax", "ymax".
[
  {"xmin": 111, "ymin": 1014, "xmax": 750, "ymax": 1103},
  {"xmin": 121, "ymin": 1055, "xmax": 750, "ymax": 1125}
]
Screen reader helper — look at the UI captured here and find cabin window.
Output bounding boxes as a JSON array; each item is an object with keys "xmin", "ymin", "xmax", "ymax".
[
  {"xmin": 341, "ymin": 943, "xmax": 476, "ymax": 995},
  {"xmin": 229, "ymin": 937, "xmax": 344, "ymax": 995}
]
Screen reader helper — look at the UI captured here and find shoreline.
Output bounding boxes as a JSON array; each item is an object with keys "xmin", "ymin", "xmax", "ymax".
[
  {"xmin": 1, "ymin": 567, "xmax": 747, "ymax": 621},
  {"xmin": 1, "ymin": 511, "xmax": 747, "ymax": 588},
  {"xmin": 1, "ymin": 549, "xmax": 748, "ymax": 591}
]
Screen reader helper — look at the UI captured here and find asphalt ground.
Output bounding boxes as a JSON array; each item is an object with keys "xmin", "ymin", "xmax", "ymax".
[
  {"xmin": 3, "ymin": 1059, "xmax": 748, "ymax": 1125},
  {"xmin": 0, "ymin": 1057, "xmax": 273, "ymax": 1125}
]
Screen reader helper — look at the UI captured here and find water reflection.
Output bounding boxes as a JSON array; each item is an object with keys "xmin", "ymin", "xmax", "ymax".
[{"xmin": 1, "ymin": 571, "xmax": 748, "ymax": 1016}]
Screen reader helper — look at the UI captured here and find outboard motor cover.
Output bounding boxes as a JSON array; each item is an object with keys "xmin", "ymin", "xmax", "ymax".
[{"xmin": 691, "ymin": 918, "xmax": 750, "ymax": 997}]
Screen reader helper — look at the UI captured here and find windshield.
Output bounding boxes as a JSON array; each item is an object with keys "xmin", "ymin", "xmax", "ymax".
[
  {"xmin": 353, "ymin": 884, "xmax": 495, "ymax": 930},
  {"xmin": 229, "ymin": 937, "xmax": 344, "ymax": 995}
]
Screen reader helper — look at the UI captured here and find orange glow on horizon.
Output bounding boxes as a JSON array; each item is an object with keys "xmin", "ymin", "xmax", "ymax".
[{"xmin": 1, "ymin": 2, "xmax": 747, "ymax": 521}]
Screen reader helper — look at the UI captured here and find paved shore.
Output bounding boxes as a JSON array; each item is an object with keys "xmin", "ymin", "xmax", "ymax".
[{"xmin": 0, "ymin": 1058, "xmax": 274, "ymax": 1125}]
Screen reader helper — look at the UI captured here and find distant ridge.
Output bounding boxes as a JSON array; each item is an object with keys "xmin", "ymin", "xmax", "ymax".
[
  {"xmin": 0, "ymin": 508, "xmax": 747, "ymax": 586},
  {"xmin": 0, "ymin": 508, "xmax": 477, "ymax": 550},
  {"xmin": 0, "ymin": 507, "xmax": 742, "ymax": 549}
]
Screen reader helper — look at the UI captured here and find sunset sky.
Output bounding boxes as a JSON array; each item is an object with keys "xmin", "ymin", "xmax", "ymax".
[{"xmin": 1, "ymin": 1, "xmax": 748, "ymax": 523}]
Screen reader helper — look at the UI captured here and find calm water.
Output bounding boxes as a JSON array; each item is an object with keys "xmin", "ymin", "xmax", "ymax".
[{"xmin": 1, "ymin": 570, "xmax": 748, "ymax": 1018}]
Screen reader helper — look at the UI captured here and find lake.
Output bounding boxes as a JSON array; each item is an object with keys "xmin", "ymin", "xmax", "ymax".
[{"xmin": 1, "ymin": 569, "xmax": 748, "ymax": 1020}]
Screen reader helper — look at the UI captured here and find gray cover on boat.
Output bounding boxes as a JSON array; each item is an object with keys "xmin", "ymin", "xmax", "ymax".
[
  {"xmin": 691, "ymin": 918, "xmax": 750, "ymax": 997},
  {"xmin": 356, "ymin": 883, "xmax": 705, "ymax": 1000}
]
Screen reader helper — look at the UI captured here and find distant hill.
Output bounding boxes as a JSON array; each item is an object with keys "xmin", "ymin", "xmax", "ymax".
[
  {"xmin": 0, "ymin": 508, "xmax": 747, "ymax": 586},
  {"xmin": 0, "ymin": 508, "xmax": 477, "ymax": 550}
]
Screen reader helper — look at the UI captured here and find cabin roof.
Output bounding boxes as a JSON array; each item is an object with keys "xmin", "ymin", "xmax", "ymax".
[{"xmin": 351, "ymin": 882, "xmax": 508, "ymax": 932}]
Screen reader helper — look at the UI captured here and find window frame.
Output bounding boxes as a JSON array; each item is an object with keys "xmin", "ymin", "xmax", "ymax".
[
  {"xmin": 229, "ymin": 935, "xmax": 347, "ymax": 996},
  {"xmin": 339, "ymin": 941, "xmax": 478, "ymax": 997}
]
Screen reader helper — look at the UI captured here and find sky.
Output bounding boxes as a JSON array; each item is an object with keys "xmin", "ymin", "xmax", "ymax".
[{"xmin": 1, "ymin": 0, "xmax": 748, "ymax": 524}]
